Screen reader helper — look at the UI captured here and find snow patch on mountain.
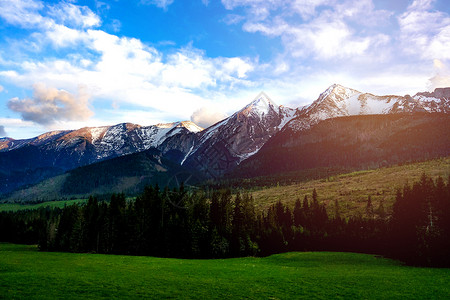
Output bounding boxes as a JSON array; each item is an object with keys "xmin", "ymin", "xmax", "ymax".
[
  {"xmin": 89, "ymin": 127, "xmax": 108, "ymax": 144},
  {"xmin": 178, "ymin": 121, "xmax": 203, "ymax": 133},
  {"xmin": 180, "ymin": 91, "xmax": 298, "ymax": 176},
  {"xmin": 278, "ymin": 106, "xmax": 296, "ymax": 129},
  {"xmin": 288, "ymin": 84, "xmax": 450, "ymax": 131},
  {"xmin": 238, "ymin": 92, "xmax": 279, "ymax": 119}
]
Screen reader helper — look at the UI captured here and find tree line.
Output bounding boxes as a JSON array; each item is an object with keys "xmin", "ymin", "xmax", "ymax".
[{"xmin": 0, "ymin": 174, "xmax": 449, "ymax": 266}]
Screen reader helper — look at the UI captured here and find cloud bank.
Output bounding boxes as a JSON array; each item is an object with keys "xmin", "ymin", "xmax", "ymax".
[
  {"xmin": 0, "ymin": 0, "xmax": 449, "ymax": 138},
  {"xmin": 7, "ymin": 84, "xmax": 93, "ymax": 125},
  {"xmin": 429, "ymin": 59, "xmax": 450, "ymax": 90},
  {"xmin": 191, "ymin": 107, "xmax": 228, "ymax": 128},
  {"xmin": 0, "ymin": 125, "xmax": 6, "ymax": 137}
]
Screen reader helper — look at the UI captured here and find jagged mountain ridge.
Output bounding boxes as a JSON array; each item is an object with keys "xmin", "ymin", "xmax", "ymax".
[
  {"xmin": 232, "ymin": 113, "xmax": 450, "ymax": 180},
  {"xmin": 0, "ymin": 121, "xmax": 202, "ymax": 194},
  {"xmin": 1, "ymin": 84, "xmax": 449, "ymax": 197},
  {"xmin": 180, "ymin": 92, "xmax": 296, "ymax": 178},
  {"xmin": 0, "ymin": 121, "xmax": 202, "ymax": 155},
  {"xmin": 287, "ymin": 84, "xmax": 450, "ymax": 131}
]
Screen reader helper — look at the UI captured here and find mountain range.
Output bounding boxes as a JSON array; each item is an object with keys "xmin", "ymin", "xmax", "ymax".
[{"xmin": 1, "ymin": 84, "xmax": 449, "ymax": 199}]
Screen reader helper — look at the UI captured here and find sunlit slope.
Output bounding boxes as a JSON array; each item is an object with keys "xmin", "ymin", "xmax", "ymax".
[{"xmin": 251, "ymin": 157, "xmax": 450, "ymax": 218}]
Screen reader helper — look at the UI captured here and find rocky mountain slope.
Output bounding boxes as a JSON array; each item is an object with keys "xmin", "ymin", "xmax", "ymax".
[
  {"xmin": 181, "ymin": 92, "xmax": 296, "ymax": 178},
  {"xmin": 1, "ymin": 85, "xmax": 449, "ymax": 197},
  {"xmin": 0, "ymin": 121, "xmax": 202, "ymax": 194},
  {"xmin": 232, "ymin": 113, "xmax": 450, "ymax": 179},
  {"xmin": 287, "ymin": 84, "xmax": 449, "ymax": 131},
  {"xmin": 0, "ymin": 121, "xmax": 202, "ymax": 155},
  {"xmin": 3, "ymin": 148, "xmax": 198, "ymax": 203}
]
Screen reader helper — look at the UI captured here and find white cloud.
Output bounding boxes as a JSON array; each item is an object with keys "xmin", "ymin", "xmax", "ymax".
[
  {"xmin": 291, "ymin": 0, "xmax": 332, "ymax": 20},
  {"xmin": 0, "ymin": 125, "xmax": 6, "ymax": 137},
  {"xmin": 222, "ymin": 14, "xmax": 245, "ymax": 25},
  {"xmin": 0, "ymin": 85, "xmax": 3, "ymax": 92},
  {"xmin": 7, "ymin": 83, "xmax": 93, "ymax": 125},
  {"xmin": 428, "ymin": 59, "xmax": 450, "ymax": 90},
  {"xmin": 110, "ymin": 19, "xmax": 122, "ymax": 32},
  {"xmin": 222, "ymin": 0, "xmax": 282, "ymax": 22},
  {"xmin": 46, "ymin": 24, "xmax": 90, "ymax": 47},
  {"xmin": 334, "ymin": 0, "xmax": 393, "ymax": 27},
  {"xmin": 0, "ymin": 0, "xmax": 44, "ymax": 28},
  {"xmin": 161, "ymin": 50, "xmax": 216, "ymax": 88},
  {"xmin": 191, "ymin": 107, "xmax": 228, "ymax": 128},
  {"xmin": 407, "ymin": 0, "xmax": 434, "ymax": 11},
  {"xmin": 398, "ymin": 0, "xmax": 450, "ymax": 60},
  {"xmin": 0, "ymin": 13, "xmax": 257, "ymax": 124},
  {"xmin": 234, "ymin": 0, "xmax": 392, "ymax": 61},
  {"xmin": 0, "ymin": 118, "xmax": 35, "ymax": 128},
  {"xmin": 0, "ymin": 117, "xmax": 39, "ymax": 138},
  {"xmin": 244, "ymin": 16, "xmax": 389, "ymax": 60},
  {"xmin": 1, "ymin": 0, "xmax": 448, "ymax": 139},
  {"xmin": 141, "ymin": 0, "xmax": 175, "ymax": 10},
  {"xmin": 429, "ymin": 74, "xmax": 450, "ymax": 90},
  {"xmin": 47, "ymin": 2, "xmax": 101, "ymax": 28},
  {"xmin": 221, "ymin": 57, "xmax": 254, "ymax": 78}
]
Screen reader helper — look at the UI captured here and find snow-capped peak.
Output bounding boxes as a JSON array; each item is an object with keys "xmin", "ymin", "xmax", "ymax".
[
  {"xmin": 319, "ymin": 84, "xmax": 361, "ymax": 103},
  {"xmin": 288, "ymin": 84, "xmax": 450, "ymax": 132},
  {"xmin": 252, "ymin": 91, "xmax": 277, "ymax": 106},
  {"xmin": 154, "ymin": 121, "xmax": 203, "ymax": 133},
  {"xmin": 239, "ymin": 91, "xmax": 278, "ymax": 118},
  {"xmin": 177, "ymin": 121, "xmax": 204, "ymax": 133}
]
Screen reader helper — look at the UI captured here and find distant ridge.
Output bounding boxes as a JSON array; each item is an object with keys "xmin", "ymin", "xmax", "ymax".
[{"xmin": 1, "ymin": 84, "xmax": 449, "ymax": 196}]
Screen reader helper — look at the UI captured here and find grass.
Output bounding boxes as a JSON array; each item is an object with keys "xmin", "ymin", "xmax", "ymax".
[
  {"xmin": 251, "ymin": 157, "xmax": 450, "ymax": 218},
  {"xmin": 0, "ymin": 199, "xmax": 88, "ymax": 212},
  {"xmin": 2, "ymin": 174, "xmax": 69, "ymax": 203},
  {"xmin": 2, "ymin": 157, "xmax": 449, "ymax": 217},
  {"xmin": 0, "ymin": 243, "xmax": 449, "ymax": 299}
]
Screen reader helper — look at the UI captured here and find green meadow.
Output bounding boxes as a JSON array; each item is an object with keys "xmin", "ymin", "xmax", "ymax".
[
  {"xmin": 1, "ymin": 243, "xmax": 449, "ymax": 299},
  {"xmin": 0, "ymin": 199, "xmax": 88, "ymax": 212}
]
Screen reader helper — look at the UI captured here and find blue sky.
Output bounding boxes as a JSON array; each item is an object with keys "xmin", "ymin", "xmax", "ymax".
[{"xmin": 1, "ymin": 0, "xmax": 449, "ymax": 139}]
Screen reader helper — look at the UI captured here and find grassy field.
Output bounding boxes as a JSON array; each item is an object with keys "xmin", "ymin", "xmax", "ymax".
[
  {"xmin": 0, "ymin": 243, "xmax": 449, "ymax": 299},
  {"xmin": 0, "ymin": 199, "xmax": 88, "ymax": 212},
  {"xmin": 252, "ymin": 157, "xmax": 450, "ymax": 218}
]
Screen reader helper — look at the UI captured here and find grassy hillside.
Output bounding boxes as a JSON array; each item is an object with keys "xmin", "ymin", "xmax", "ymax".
[
  {"xmin": 1, "ymin": 174, "xmax": 69, "ymax": 204},
  {"xmin": 251, "ymin": 157, "xmax": 450, "ymax": 218},
  {"xmin": 0, "ymin": 199, "xmax": 88, "ymax": 212},
  {"xmin": 1, "ymin": 157, "xmax": 448, "ymax": 217},
  {"xmin": 1, "ymin": 243, "xmax": 449, "ymax": 299},
  {"xmin": 1, "ymin": 148, "xmax": 201, "ymax": 204}
]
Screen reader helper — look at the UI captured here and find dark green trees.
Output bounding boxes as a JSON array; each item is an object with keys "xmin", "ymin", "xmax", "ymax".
[
  {"xmin": 391, "ymin": 174, "xmax": 450, "ymax": 266},
  {"xmin": 2, "ymin": 174, "xmax": 448, "ymax": 266}
]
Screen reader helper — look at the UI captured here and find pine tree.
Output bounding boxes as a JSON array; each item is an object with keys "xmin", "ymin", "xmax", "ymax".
[
  {"xmin": 334, "ymin": 199, "xmax": 341, "ymax": 220},
  {"xmin": 293, "ymin": 198, "xmax": 302, "ymax": 226},
  {"xmin": 366, "ymin": 195, "xmax": 374, "ymax": 219},
  {"xmin": 377, "ymin": 199, "xmax": 386, "ymax": 221}
]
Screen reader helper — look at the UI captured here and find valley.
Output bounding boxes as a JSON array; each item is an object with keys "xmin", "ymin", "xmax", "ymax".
[
  {"xmin": 1, "ymin": 84, "xmax": 449, "ymax": 268},
  {"xmin": 1, "ymin": 157, "xmax": 449, "ymax": 220},
  {"xmin": 2, "ymin": 1, "xmax": 450, "ymax": 298}
]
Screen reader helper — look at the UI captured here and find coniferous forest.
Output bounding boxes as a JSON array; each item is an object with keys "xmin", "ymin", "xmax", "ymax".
[{"xmin": 1, "ymin": 174, "xmax": 449, "ymax": 267}]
